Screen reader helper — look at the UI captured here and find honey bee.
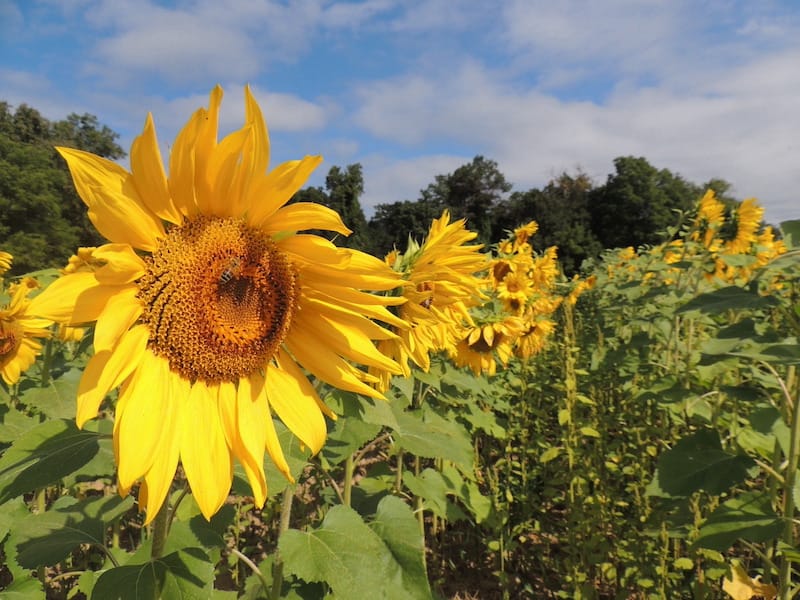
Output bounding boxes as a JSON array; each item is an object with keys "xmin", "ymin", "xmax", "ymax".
[{"xmin": 218, "ymin": 257, "xmax": 242, "ymax": 285}]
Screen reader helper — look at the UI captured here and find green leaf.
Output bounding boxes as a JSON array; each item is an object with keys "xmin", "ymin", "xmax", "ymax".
[
  {"xmin": 9, "ymin": 494, "xmax": 134, "ymax": 568},
  {"xmin": 164, "ymin": 504, "xmax": 235, "ymax": 557},
  {"xmin": 322, "ymin": 414, "xmax": 382, "ymax": 466},
  {"xmin": 780, "ymin": 219, "xmax": 800, "ymax": 247},
  {"xmin": 403, "ymin": 468, "xmax": 465, "ymax": 522},
  {"xmin": 647, "ymin": 429, "xmax": 756, "ymax": 498},
  {"xmin": 279, "ymin": 504, "xmax": 432, "ymax": 600},
  {"xmin": 391, "ymin": 407, "xmax": 473, "ymax": 468},
  {"xmin": 677, "ymin": 286, "xmax": 778, "ymax": 315},
  {"xmin": 18, "ymin": 367, "xmax": 82, "ymax": 420},
  {"xmin": 91, "ymin": 548, "xmax": 214, "ymax": 600},
  {"xmin": 0, "ymin": 576, "xmax": 44, "ymax": 598},
  {"xmin": 369, "ymin": 496, "xmax": 433, "ymax": 599},
  {"xmin": 0, "ymin": 406, "xmax": 40, "ymax": 444},
  {"xmin": 260, "ymin": 419, "xmax": 312, "ymax": 498},
  {"xmin": 0, "ymin": 419, "xmax": 103, "ymax": 504},
  {"xmin": 693, "ymin": 491, "xmax": 782, "ymax": 551}
]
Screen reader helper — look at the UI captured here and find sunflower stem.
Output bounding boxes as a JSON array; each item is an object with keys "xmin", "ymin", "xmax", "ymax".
[
  {"xmin": 270, "ymin": 485, "xmax": 294, "ymax": 600},
  {"xmin": 343, "ymin": 454, "xmax": 355, "ymax": 507},
  {"xmin": 150, "ymin": 498, "xmax": 171, "ymax": 560}
]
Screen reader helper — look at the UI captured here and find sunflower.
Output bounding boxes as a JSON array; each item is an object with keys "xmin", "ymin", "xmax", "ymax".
[
  {"xmin": 725, "ymin": 198, "xmax": 763, "ymax": 254},
  {"xmin": 29, "ymin": 86, "xmax": 405, "ymax": 522},
  {"xmin": 0, "ymin": 251, "xmax": 12, "ymax": 277},
  {"xmin": 1, "ymin": 269, "xmax": 52, "ymax": 386},
  {"xmin": 449, "ymin": 316, "xmax": 524, "ymax": 376},
  {"xmin": 692, "ymin": 189, "xmax": 725, "ymax": 248},
  {"xmin": 374, "ymin": 211, "xmax": 486, "ymax": 389}
]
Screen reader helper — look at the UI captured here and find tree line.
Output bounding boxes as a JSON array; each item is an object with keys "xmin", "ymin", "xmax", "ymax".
[{"xmin": 1, "ymin": 101, "xmax": 746, "ymax": 276}]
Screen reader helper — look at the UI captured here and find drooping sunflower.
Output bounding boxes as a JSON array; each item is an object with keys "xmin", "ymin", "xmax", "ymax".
[
  {"xmin": 1, "ymin": 268, "xmax": 52, "ymax": 386},
  {"xmin": 449, "ymin": 316, "xmax": 525, "ymax": 376},
  {"xmin": 725, "ymin": 198, "xmax": 763, "ymax": 254},
  {"xmin": 29, "ymin": 86, "xmax": 405, "ymax": 521},
  {"xmin": 374, "ymin": 210, "xmax": 487, "ymax": 390}
]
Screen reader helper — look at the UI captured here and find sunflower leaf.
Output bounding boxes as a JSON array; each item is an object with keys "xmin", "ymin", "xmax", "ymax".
[
  {"xmin": 91, "ymin": 548, "xmax": 214, "ymax": 600},
  {"xmin": 9, "ymin": 494, "xmax": 134, "ymax": 568},
  {"xmin": 0, "ymin": 418, "xmax": 102, "ymax": 504},
  {"xmin": 17, "ymin": 367, "xmax": 82, "ymax": 420},
  {"xmin": 279, "ymin": 504, "xmax": 432, "ymax": 600}
]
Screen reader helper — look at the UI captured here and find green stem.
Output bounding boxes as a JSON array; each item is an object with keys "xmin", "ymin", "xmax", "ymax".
[
  {"xmin": 270, "ymin": 485, "xmax": 295, "ymax": 600},
  {"xmin": 39, "ymin": 335, "xmax": 54, "ymax": 387},
  {"xmin": 343, "ymin": 453, "xmax": 355, "ymax": 507},
  {"xmin": 150, "ymin": 497, "xmax": 171, "ymax": 560},
  {"xmin": 778, "ymin": 373, "xmax": 800, "ymax": 598},
  {"xmin": 394, "ymin": 448, "xmax": 404, "ymax": 493}
]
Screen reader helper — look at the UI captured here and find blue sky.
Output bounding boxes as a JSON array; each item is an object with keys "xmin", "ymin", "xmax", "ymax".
[{"xmin": 2, "ymin": 0, "xmax": 799, "ymax": 225}]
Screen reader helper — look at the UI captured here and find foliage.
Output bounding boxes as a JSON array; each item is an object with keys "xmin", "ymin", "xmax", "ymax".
[{"xmin": 0, "ymin": 102, "xmax": 124, "ymax": 275}]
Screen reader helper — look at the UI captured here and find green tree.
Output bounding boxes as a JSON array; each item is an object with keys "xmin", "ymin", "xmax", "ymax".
[
  {"xmin": 493, "ymin": 172, "xmax": 602, "ymax": 274},
  {"xmin": 420, "ymin": 156, "xmax": 511, "ymax": 243},
  {"xmin": 588, "ymin": 156, "xmax": 702, "ymax": 249},
  {"xmin": 366, "ymin": 199, "xmax": 443, "ymax": 258},
  {"xmin": 290, "ymin": 164, "xmax": 370, "ymax": 250},
  {"xmin": 0, "ymin": 101, "xmax": 125, "ymax": 273}
]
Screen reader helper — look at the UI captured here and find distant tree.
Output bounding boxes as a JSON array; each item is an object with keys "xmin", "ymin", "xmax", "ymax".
[
  {"xmin": 493, "ymin": 172, "xmax": 602, "ymax": 274},
  {"xmin": 290, "ymin": 164, "xmax": 369, "ymax": 250},
  {"xmin": 51, "ymin": 113, "xmax": 125, "ymax": 160},
  {"xmin": 0, "ymin": 101, "xmax": 125, "ymax": 273},
  {"xmin": 366, "ymin": 199, "xmax": 443, "ymax": 258},
  {"xmin": 588, "ymin": 156, "xmax": 702, "ymax": 249},
  {"xmin": 420, "ymin": 156, "xmax": 511, "ymax": 243}
]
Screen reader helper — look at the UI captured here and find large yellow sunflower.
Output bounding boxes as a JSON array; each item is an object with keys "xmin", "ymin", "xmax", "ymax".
[
  {"xmin": 29, "ymin": 86, "xmax": 405, "ymax": 521},
  {"xmin": 1, "ymin": 269, "xmax": 52, "ymax": 386},
  {"xmin": 374, "ymin": 211, "xmax": 486, "ymax": 390}
]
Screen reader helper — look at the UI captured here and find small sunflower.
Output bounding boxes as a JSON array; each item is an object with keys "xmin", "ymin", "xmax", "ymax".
[
  {"xmin": 30, "ymin": 86, "xmax": 404, "ymax": 521},
  {"xmin": 692, "ymin": 190, "xmax": 725, "ymax": 248},
  {"xmin": 374, "ymin": 211, "xmax": 486, "ymax": 389},
  {"xmin": 0, "ymin": 268, "xmax": 52, "ymax": 386},
  {"xmin": 449, "ymin": 317, "xmax": 524, "ymax": 376}
]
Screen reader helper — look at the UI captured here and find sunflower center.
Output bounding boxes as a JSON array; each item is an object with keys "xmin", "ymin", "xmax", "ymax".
[
  {"xmin": 0, "ymin": 321, "xmax": 21, "ymax": 364},
  {"xmin": 137, "ymin": 216, "xmax": 299, "ymax": 383}
]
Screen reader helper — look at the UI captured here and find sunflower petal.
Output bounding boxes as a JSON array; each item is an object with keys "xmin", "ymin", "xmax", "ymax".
[
  {"xmin": 245, "ymin": 155, "xmax": 323, "ymax": 227},
  {"xmin": 264, "ymin": 203, "xmax": 351, "ymax": 237},
  {"xmin": 264, "ymin": 356, "xmax": 327, "ymax": 455},
  {"xmin": 77, "ymin": 324, "xmax": 149, "ymax": 427},
  {"xmin": 130, "ymin": 113, "xmax": 182, "ymax": 224},
  {"xmin": 181, "ymin": 381, "xmax": 233, "ymax": 520}
]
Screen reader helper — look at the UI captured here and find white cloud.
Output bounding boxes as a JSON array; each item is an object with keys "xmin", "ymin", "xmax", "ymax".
[
  {"xmin": 351, "ymin": 49, "xmax": 800, "ymax": 224},
  {"xmin": 359, "ymin": 154, "xmax": 470, "ymax": 214}
]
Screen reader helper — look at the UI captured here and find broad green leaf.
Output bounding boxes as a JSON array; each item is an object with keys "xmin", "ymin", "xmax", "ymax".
[
  {"xmin": 164, "ymin": 504, "xmax": 235, "ymax": 557},
  {"xmin": 278, "ymin": 505, "xmax": 394, "ymax": 598},
  {"xmin": 322, "ymin": 414, "xmax": 382, "ymax": 466},
  {"xmin": 647, "ymin": 429, "xmax": 756, "ymax": 498},
  {"xmin": 694, "ymin": 491, "xmax": 782, "ymax": 551},
  {"xmin": 0, "ymin": 407, "xmax": 40, "ymax": 444},
  {"xmin": 9, "ymin": 494, "xmax": 134, "ymax": 568},
  {"xmin": 0, "ymin": 576, "xmax": 43, "ymax": 598},
  {"xmin": 18, "ymin": 367, "xmax": 82, "ymax": 420},
  {"xmin": 677, "ymin": 286, "xmax": 778, "ymax": 315},
  {"xmin": 540, "ymin": 446, "xmax": 561, "ymax": 463},
  {"xmin": 91, "ymin": 548, "xmax": 214, "ymax": 600},
  {"xmin": 391, "ymin": 407, "xmax": 473, "ymax": 468},
  {"xmin": 369, "ymin": 496, "xmax": 433, "ymax": 600},
  {"xmin": 0, "ymin": 418, "xmax": 103, "ymax": 504}
]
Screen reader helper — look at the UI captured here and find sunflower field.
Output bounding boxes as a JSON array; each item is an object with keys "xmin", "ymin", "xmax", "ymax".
[{"xmin": 0, "ymin": 87, "xmax": 799, "ymax": 600}]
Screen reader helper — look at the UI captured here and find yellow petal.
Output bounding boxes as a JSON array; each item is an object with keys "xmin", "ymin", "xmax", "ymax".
[
  {"xmin": 56, "ymin": 148, "xmax": 164, "ymax": 250},
  {"xmin": 86, "ymin": 184, "xmax": 164, "ymax": 251},
  {"xmin": 264, "ymin": 356, "xmax": 327, "ymax": 455},
  {"xmin": 168, "ymin": 107, "xmax": 204, "ymax": 215},
  {"xmin": 205, "ymin": 125, "xmax": 252, "ymax": 216},
  {"xmin": 93, "ymin": 243, "xmax": 147, "ymax": 284},
  {"xmin": 180, "ymin": 381, "xmax": 233, "ymax": 520},
  {"xmin": 28, "ymin": 272, "xmax": 125, "ymax": 325},
  {"xmin": 115, "ymin": 351, "xmax": 172, "ymax": 491},
  {"xmin": 93, "ymin": 287, "xmax": 142, "ymax": 353},
  {"xmin": 247, "ymin": 371, "xmax": 292, "ymax": 482},
  {"xmin": 263, "ymin": 203, "xmax": 352, "ymax": 237},
  {"xmin": 77, "ymin": 324, "xmax": 149, "ymax": 427},
  {"xmin": 193, "ymin": 86, "xmax": 224, "ymax": 215},
  {"xmin": 285, "ymin": 334, "xmax": 384, "ymax": 399},
  {"xmin": 140, "ymin": 372, "xmax": 185, "ymax": 524},
  {"xmin": 130, "ymin": 113, "xmax": 182, "ymax": 224},
  {"xmin": 245, "ymin": 155, "xmax": 323, "ymax": 227},
  {"xmin": 225, "ymin": 377, "xmax": 269, "ymax": 507}
]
